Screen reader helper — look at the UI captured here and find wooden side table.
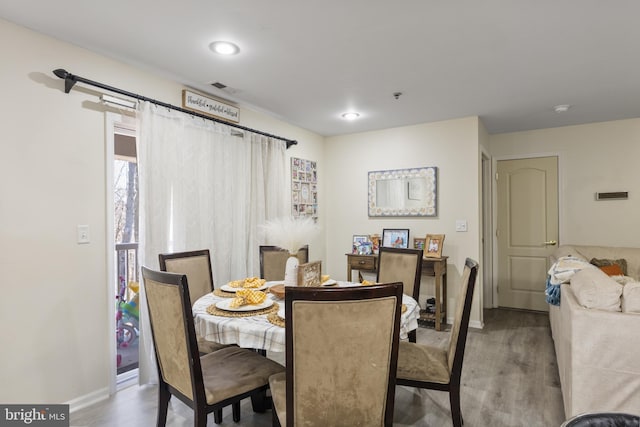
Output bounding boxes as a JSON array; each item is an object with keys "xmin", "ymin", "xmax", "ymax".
[
  {"xmin": 420, "ymin": 256, "xmax": 448, "ymax": 331},
  {"xmin": 345, "ymin": 253, "xmax": 448, "ymax": 331},
  {"xmin": 345, "ymin": 253, "xmax": 377, "ymax": 282}
]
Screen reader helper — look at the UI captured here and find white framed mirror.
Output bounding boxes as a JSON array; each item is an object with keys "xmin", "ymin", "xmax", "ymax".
[{"xmin": 368, "ymin": 166, "xmax": 437, "ymax": 217}]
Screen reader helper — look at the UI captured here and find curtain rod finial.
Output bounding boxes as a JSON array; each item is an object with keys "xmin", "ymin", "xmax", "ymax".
[
  {"xmin": 53, "ymin": 68, "xmax": 68, "ymax": 79},
  {"xmin": 52, "ymin": 68, "xmax": 77, "ymax": 93}
]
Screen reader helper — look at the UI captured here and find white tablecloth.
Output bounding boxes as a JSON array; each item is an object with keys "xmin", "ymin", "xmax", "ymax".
[{"xmin": 192, "ymin": 282, "xmax": 421, "ymax": 353}]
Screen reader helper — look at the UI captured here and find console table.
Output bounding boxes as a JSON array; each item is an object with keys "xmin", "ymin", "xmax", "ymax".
[{"xmin": 345, "ymin": 253, "xmax": 448, "ymax": 331}]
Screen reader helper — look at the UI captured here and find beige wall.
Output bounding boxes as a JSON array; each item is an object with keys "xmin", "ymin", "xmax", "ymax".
[
  {"xmin": 0, "ymin": 18, "xmax": 323, "ymax": 407},
  {"xmin": 324, "ymin": 117, "xmax": 483, "ymax": 326},
  {"xmin": 489, "ymin": 119, "xmax": 640, "ymax": 248}
]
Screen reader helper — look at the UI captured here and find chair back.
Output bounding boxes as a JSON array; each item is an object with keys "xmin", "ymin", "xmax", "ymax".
[
  {"xmin": 283, "ymin": 283, "xmax": 403, "ymax": 427},
  {"xmin": 259, "ymin": 245, "xmax": 309, "ymax": 281},
  {"xmin": 377, "ymin": 247, "xmax": 423, "ymax": 301},
  {"xmin": 141, "ymin": 266, "xmax": 204, "ymax": 404},
  {"xmin": 446, "ymin": 258, "xmax": 479, "ymax": 378},
  {"xmin": 158, "ymin": 249, "xmax": 214, "ymax": 306}
]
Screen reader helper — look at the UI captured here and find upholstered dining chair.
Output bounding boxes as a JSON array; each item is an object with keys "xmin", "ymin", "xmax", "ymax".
[
  {"xmin": 395, "ymin": 258, "xmax": 479, "ymax": 427},
  {"xmin": 158, "ymin": 249, "xmax": 232, "ymax": 355},
  {"xmin": 141, "ymin": 267, "xmax": 284, "ymax": 426},
  {"xmin": 259, "ymin": 245, "xmax": 309, "ymax": 281},
  {"xmin": 268, "ymin": 282, "xmax": 403, "ymax": 427},
  {"xmin": 561, "ymin": 412, "xmax": 640, "ymax": 426},
  {"xmin": 377, "ymin": 246, "xmax": 424, "ymax": 342}
]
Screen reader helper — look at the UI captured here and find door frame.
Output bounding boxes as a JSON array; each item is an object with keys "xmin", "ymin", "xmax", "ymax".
[
  {"xmin": 481, "ymin": 151, "xmax": 493, "ymax": 308},
  {"xmin": 106, "ymin": 112, "xmax": 138, "ymax": 394},
  {"xmin": 491, "ymin": 151, "xmax": 564, "ymax": 308}
]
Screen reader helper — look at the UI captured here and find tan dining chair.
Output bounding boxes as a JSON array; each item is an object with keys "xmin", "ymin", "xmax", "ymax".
[
  {"xmin": 259, "ymin": 245, "xmax": 309, "ymax": 281},
  {"xmin": 377, "ymin": 246, "xmax": 424, "ymax": 342},
  {"xmin": 268, "ymin": 282, "xmax": 403, "ymax": 427},
  {"xmin": 158, "ymin": 249, "xmax": 233, "ymax": 355},
  {"xmin": 395, "ymin": 258, "xmax": 479, "ymax": 427},
  {"xmin": 141, "ymin": 266, "xmax": 284, "ymax": 426}
]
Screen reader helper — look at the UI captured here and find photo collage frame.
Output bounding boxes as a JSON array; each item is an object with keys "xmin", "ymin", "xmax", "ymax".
[{"xmin": 291, "ymin": 157, "xmax": 318, "ymax": 220}]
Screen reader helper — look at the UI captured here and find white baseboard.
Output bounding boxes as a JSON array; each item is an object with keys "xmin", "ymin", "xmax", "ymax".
[
  {"xmin": 446, "ymin": 318, "xmax": 485, "ymax": 329},
  {"xmin": 469, "ymin": 319, "xmax": 484, "ymax": 329},
  {"xmin": 67, "ymin": 387, "xmax": 109, "ymax": 413}
]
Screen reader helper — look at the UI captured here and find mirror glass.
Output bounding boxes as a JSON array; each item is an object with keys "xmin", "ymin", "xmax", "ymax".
[{"xmin": 368, "ymin": 167, "xmax": 437, "ymax": 217}]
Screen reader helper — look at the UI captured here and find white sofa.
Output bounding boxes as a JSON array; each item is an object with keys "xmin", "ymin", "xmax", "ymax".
[{"xmin": 549, "ymin": 245, "xmax": 640, "ymax": 418}]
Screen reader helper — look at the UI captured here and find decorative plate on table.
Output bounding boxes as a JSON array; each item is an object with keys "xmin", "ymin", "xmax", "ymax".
[
  {"xmin": 321, "ymin": 279, "xmax": 337, "ymax": 286},
  {"xmin": 215, "ymin": 299, "xmax": 274, "ymax": 312},
  {"xmin": 277, "ymin": 307, "xmax": 285, "ymax": 319},
  {"xmin": 221, "ymin": 282, "xmax": 269, "ymax": 293}
]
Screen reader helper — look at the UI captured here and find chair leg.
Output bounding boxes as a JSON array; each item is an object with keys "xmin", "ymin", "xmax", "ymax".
[
  {"xmin": 272, "ymin": 405, "xmax": 282, "ymax": 427},
  {"xmin": 449, "ymin": 386, "xmax": 463, "ymax": 427},
  {"xmin": 232, "ymin": 402, "xmax": 241, "ymax": 422},
  {"xmin": 408, "ymin": 329, "xmax": 417, "ymax": 343},
  {"xmin": 194, "ymin": 406, "xmax": 207, "ymax": 427},
  {"xmin": 214, "ymin": 408, "xmax": 222, "ymax": 424},
  {"xmin": 251, "ymin": 389, "xmax": 268, "ymax": 413},
  {"xmin": 156, "ymin": 384, "xmax": 171, "ymax": 427}
]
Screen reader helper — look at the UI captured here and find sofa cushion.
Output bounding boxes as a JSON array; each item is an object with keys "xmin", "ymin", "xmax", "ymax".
[
  {"xmin": 622, "ymin": 281, "xmax": 640, "ymax": 314},
  {"xmin": 570, "ymin": 267, "xmax": 623, "ymax": 311}
]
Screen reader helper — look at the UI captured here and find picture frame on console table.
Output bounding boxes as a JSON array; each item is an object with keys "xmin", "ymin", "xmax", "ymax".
[
  {"xmin": 382, "ymin": 228, "xmax": 410, "ymax": 249},
  {"xmin": 352, "ymin": 235, "xmax": 373, "ymax": 255},
  {"xmin": 424, "ymin": 234, "xmax": 445, "ymax": 258}
]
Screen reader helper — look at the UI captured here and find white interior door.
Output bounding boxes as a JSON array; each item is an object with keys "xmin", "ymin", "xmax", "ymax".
[{"xmin": 497, "ymin": 156, "xmax": 558, "ymax": 311}]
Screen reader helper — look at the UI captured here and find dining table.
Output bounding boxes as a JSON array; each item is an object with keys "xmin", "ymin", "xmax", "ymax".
[{"xmin": 192, "ymin": 280, "xmax": 421, "ymax": 353}]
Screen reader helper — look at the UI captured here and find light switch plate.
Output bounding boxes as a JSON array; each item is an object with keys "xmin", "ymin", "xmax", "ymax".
[
  {"xmin": 77, "ymin": 225, "xmax": 90, "ymax": 244},
  {"xmin": 455, "ymin": 220, "xmax": 467, "ymax": 232}
]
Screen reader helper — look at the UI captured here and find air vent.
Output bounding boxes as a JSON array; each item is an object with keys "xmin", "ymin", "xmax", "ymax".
[
  {"xmin": 595, "ymin": 192, "xmax": 628, "ymax": 201},
  {"xmin": 211, "ymin": 82, "xmax": 227, "ymax": 89}
]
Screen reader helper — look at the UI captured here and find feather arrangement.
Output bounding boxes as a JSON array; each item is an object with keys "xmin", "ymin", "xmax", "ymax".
[{"xmin": 261, "ymin": 217, "xmax": 320, "ymax": 254}]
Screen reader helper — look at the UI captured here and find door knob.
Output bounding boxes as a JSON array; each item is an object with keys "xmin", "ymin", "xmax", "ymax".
[{"xmin": 544, "ymin": 240, "xmax": 557, "ymax": 245}]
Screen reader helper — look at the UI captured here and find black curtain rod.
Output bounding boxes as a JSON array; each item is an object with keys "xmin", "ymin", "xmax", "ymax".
[{"xmin": 52, "ymin": 68, "xmax": 298, "ymax": 149}]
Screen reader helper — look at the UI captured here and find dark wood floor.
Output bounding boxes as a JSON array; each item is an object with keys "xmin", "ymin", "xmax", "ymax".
[{"xmin": 70, "ymin": 308, "xmax": 565, "ymax": 426}]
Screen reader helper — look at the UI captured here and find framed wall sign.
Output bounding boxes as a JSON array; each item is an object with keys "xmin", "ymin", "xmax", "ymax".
[{"xmin": 182, "ymin": 90, "xmax": 240, "ymax": 123}]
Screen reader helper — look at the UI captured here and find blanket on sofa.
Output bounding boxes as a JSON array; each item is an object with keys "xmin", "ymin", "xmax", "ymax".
[{"xmin": 545, "ymin": 256, "xmax": 594, "ymax": 306}]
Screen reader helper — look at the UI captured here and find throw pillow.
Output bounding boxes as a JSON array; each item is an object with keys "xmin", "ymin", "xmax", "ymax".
[
  {"xmin": 598, "ymin": 264, "xmax": 625, "ymax": 276},
  {"xmin": 622, "ymin": 281, "xmax": 640, "ymax": 313},
  {"xmin": 570, "ymin": 267, "xmax": 623, "ymax": 311},
  {"xmin": 590, "ymin": 257, "xmax": 628, "ymax": 276}
]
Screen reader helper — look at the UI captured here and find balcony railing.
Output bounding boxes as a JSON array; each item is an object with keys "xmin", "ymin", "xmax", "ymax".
[
  {"xmin": 116, "ymin": 242, "xmax": 139, "ymax": 296},
  {"xmin": 116, "ymin": 242, "xmax": 139, "ymax": 375}
]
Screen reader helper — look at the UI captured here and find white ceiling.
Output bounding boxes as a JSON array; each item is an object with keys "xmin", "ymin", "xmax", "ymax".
[{"xmin": 2, "ymin": 0, "xmax": 640, "ymax": 137}]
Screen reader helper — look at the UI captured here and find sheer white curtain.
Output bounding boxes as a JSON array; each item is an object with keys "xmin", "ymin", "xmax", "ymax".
[{"xmin": 136, "ymin": 101, "xmax": 287, "ymax": 383}]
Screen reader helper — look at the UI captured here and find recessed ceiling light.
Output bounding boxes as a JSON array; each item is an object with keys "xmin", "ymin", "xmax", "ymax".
[
  {"xmin": 209, "ymin": 41, "xmax": 240, "ymax": 55},
  {"xmin": 553, "ymin": 104, "xmax": 571, "ymax": 113},
  {"xmin": 341, "ymin": 112, "xmax": 360, "ymax": 120}
]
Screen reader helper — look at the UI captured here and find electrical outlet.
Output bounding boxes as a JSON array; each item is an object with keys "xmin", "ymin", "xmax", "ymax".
[
  {"xmin": 77, "ymin": 225, "xmax": 90, "ymax": 244},
  {"xmin": 455, "ymin": 220, "xmax": 468, "ymax": 232}
]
